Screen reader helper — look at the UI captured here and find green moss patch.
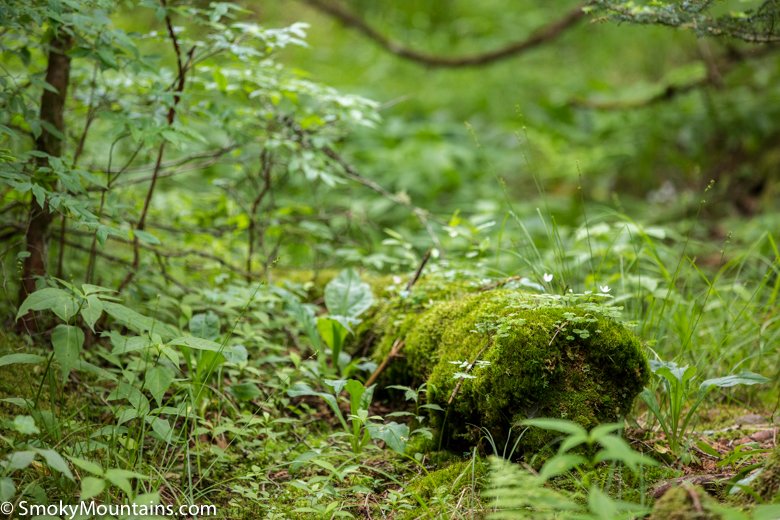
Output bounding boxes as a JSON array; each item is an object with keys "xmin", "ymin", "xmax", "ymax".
[
  {"xmin": 755, "ymin": 447, "xmax": 780, "ymax": 503},
  {"xmin": 649, "ymin": 485, "xmax": 723, "ymax": 520},
  {"xmin": 363, "ymin": 281, "xmax": 649, "ymax": 455}
]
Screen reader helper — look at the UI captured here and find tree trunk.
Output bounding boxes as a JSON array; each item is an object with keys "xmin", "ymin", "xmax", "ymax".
[{"xmin": 17, "ymin": 33, "xmax": 73, "ymax": 333}]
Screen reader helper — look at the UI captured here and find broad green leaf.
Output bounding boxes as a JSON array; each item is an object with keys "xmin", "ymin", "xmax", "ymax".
[
  {"xmin": 145, "ymin": 416, "xmax": 173, "ymax": 442},
  {"xmin": 0, "ymin": 353, "xmax": 46, "ymax": 368},
  {"xmin": 229, "ymin": 382, "xmax": 263, "ymax": 401},
  {"xmin": 189, "ymin": 311, "xmax": 220, "ymax": 340},
  {"xmin": 102, "ymin": 301, "xmax": 177, "ymax": 340},
  {"xmin": 700, "ymin": 371, "xmax": 770, "ymax": 390},
  {"xmin": 367, "ymin": 421, "xmax": 409, "ymax": 454},
  {"xmin": 80, "ymin": 294, "xmax": 103, "ymax": 331},
  {"xmin": 539, "ymin": 453, "xmax": 588, "ymax": 481},
  {"xmin": 317, "ymin": 317, "xmax": 349, "ymax": 351},
  {"xmin": 345, "ymin": 379, "xmax": 373, "ymax": 416},
  {"xmin": 12, "ymin": 415, "xmax": 39, "ymax": 435},
  {"xmin": 108, "ymin": 382, "xmax": 150, "ymax": 415},
  {"xmin": 168, "ymin": 336, "xmax": 223, "ymax": 352},
  {"xmin": 588, "ymin": 486, "xmax": 619, "ymax": 520},
  {"xmin": 109, "ymin": 331, "xmax": 152, "ymax": 355},
  {"xmin": 6, "ymin": 450, "xmax": 36, "ymax": 471},
  {"xmin": 287, "ymin": 383, "xmax": 346, "ymax": 429},
  {"xmin": 0, "ymin": 477, "xmax": 14, "ymax": 502},
  {"xmin": 133, "ymin": 492, "xmax": 161, "ymax": 507},
  {"xmin": 68, "ymin": 456, "xmax": 104, "ymax": 476},
  {"xmin": 594, "ymin": 435, "xmax": 658, "ymax": 472},
  {"xmin": 74, "ymin": 359, "xmax": 117, "ymax": 382},
  {"xmin": 16, "ymin": 287, "xmax": 78, "ymax": 322},
  {"xmin": 133, "ymin": 229, "xmax": 160, "ymax": 245},
  {"xmin": 104, "ymin": 469, "xmax": 133, "ymax": 496},
  {"xmin": 34, "ymin": 448, "xmax": 74, "ymax": 480},
  {"xmin": 323, "ymin": 379, "xmax": 348, "ymax": 394},
  {"xmin": 51, "ymin": 324, "xmax": 84, "ymax": 381},
  {"xmin": 81, "ymin": 284, "xmax": 114, "ymax": 295},
  {"xmin": 324, "ymin": 268, "xmax": 373, "ymax": 318},
  {"xmin": 145, "ymin": 365, "xmax": 174, "ymax": 406},
  {"xmin": 223, "ymin": 344, "xmax": 248, "ymax": 364},
  {"xmin": 754, "ymin": 505, "xmax": 780, "ymax": 520},
  {"xmin": 195, "ymin": 350, "xmax": 225, "ymax": 380},
  {"xmin": 80, "ymin": 477, "xmax": 106, "ymax": 501},
  {"xmin": 522, "ymin": 418, "xmax": 588, "ymax": 437}
]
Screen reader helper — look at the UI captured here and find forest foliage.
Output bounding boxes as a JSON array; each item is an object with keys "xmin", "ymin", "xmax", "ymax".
[{"xmin": 0, "ymin": 0, "xmax": 779, "ymax": 518}]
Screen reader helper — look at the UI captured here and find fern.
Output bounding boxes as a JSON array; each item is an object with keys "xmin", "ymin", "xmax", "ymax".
[{"xmin": 484, "ymin": 456, "xmax": 584, "ymax": 519}]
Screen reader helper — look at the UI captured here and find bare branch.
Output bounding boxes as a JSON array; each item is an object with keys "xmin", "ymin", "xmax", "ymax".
[{"xmin": 301, "ymin": 0, "xmax": 587, "ymax": 68}]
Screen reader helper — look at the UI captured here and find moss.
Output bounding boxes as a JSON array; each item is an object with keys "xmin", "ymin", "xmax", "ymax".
[
  {"xmin": 398, "ymin": 458, "xmax": 487, "ymax": 519},
  {"xmin": 754, "ymin": 447, "xmax": 780, "ymax": 503},
  {"xmin": 364, "ymin": 285, "xmax": 649, "ymax": 456},
  {"xmin": 551, "ymin": 463, "xmax": 681, "ymax": 504},
  {"xmin": 649, "ymin": 485, "xmax": 723, "ymax": 520}
]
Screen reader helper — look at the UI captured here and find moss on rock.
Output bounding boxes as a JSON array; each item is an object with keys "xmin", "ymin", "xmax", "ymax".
[
  {"xmin": 362, "ymin": 279, "xmax": 649, "ymax": 455},
  {"xmin": 649, "ymin": 485, "xmax": 723, "ymax": 520},
  {"xmin": 754, "ymin": 447, "xmax": 780, "ymax": 503}
]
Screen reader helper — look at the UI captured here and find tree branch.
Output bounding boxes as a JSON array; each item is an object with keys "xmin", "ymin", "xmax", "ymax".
[
  {"xmin": 570, "ymin": 45, "xmax": 779, "ymax": 110},
  {"xmin": 300, "ymin": 0, "xmax": 588, "ymax": 68}
]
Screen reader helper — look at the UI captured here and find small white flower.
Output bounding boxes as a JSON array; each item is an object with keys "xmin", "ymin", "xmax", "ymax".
[
  {"xmin": 543, "ymin": 273, "xmax": 553, "ymax": 283},
  {"xmin": 600, "ymin": 285, "xmax": 611, "ymax": 294}
]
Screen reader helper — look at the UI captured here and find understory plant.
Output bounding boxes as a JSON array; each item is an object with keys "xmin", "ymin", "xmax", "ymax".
[{"xmin": 640, "ymin": 360, "xmax": 770, "ymax": 458}]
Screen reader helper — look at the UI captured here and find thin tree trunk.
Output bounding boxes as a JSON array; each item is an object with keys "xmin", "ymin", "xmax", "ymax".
[{"xmin": 17, "ymin": 33, "xmax": 73, "ymax": 333}]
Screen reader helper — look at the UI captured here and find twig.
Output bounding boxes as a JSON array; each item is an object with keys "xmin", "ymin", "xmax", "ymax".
[
  {"xmin": 247, "ymin": 149, "xmax": 274, "ymax": 281},
  {"xmin": 300, "ymin": 0, "xmax": 587, "ymax": 68},
  {"xmin": 365, "ymin": 339, "xmax": 405, "ymax": 388},
  {"xmin": 364, "ymin": 249, "xmax": 432, "ymax": 386}
]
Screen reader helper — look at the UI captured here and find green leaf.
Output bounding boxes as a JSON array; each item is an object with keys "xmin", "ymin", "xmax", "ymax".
[
  {"xmin": 367, "ymin": 421, "xmax": 409, "ymax": 453},
  {"xmin": 700, "ymin": 371, "xmax": 770, "ymax": 390},
  {"xmin": 133, "ymin": 229, "xmax": 160, "ymax": 245},
  {"xmin": 6, "ymin": 450, "xmax": 36, "ymax": 471},
  {"xmin": 102, "ymin": 301, "xmax": 178, "ymax": 339},
  {"xmin": 68, "ymin": 456, "xmax": 104, "ymax": 476},
  {"xmin": 0, "ymin": 353, "xmax": 46, "ymax": 368},
  {"xmin": 594, "ymin": 435, "xmax": 658, "ymax": 472},
  {"xmin": 168, "ymin": 336, "xmax": 224, "ymax": 351},
  {"xmin": 345, "ymin": 379, "xmax": 373, "ymax": 417},
  {"xmin": 12, "ymin": 415, "xmax": 39, "ymax": 435},
  {"xmin": 34, "ymin": 448, "xmax": 75, "ymax": 480},
  {"xmin": 80, "ymin": 477, "xmax": 106, "ymax": 501},
  {"xmin": 0, "ymin": 477, "xmax": 14, "ymax": 502},
  {"xmin": 80, "ymin": 294, "xmax": 103, "ymax": 331},
  {"xmin": 189, "ymin": 311, "xmax": 221, "ymax": 340},
  {"xmin": 145, "ymin": 416, "xmax": 173, "ymax": 442},
  {"xmin": 104, "ymin": 469, "xmax": 133, "ymax": 496},
  {"xmin": 522, "ymin": 418, "xmax": 588, "ymax": 437},
  {"xmin": 229, "ymin": 382, "xmax": 263, "ymax": 401},
  {"xmin": 324, "ymin": 268, "xmax": 374, "ymax": 318},
  {"xmin": 145, "ymin": 365, "xmax": 174, "ymax": 406},
  {"xmin": 588, "ymin": 486, "xmax": 619, "ymax": 520},
  {"xmin": 51, "ymin": 324, "xmax": 84, "ymax": 382},
  {"xmin": 317, "ymin": 317, "xmax": 349, "ymax": 351},
  {"xmin": 539, "ymin": 453, "xmax": 588, "ymax": 481},
  {"xmin": 288, "ymin": 382, "xmax": 346, "ymax": 430},
  {"xmin": 16, "ymin": 287, "xmax": 78, "ymax": 322}
]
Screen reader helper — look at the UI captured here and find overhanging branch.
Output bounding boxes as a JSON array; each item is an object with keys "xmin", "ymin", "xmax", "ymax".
[{"xmin": 300, "ymin": 0, "xmax": 588, "ymax": 68}]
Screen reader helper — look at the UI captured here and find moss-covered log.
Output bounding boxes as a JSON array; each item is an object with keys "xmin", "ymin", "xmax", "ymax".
[{"xmin": 359, "ymin": 275, "xmax": 649, "ymax": 453}]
